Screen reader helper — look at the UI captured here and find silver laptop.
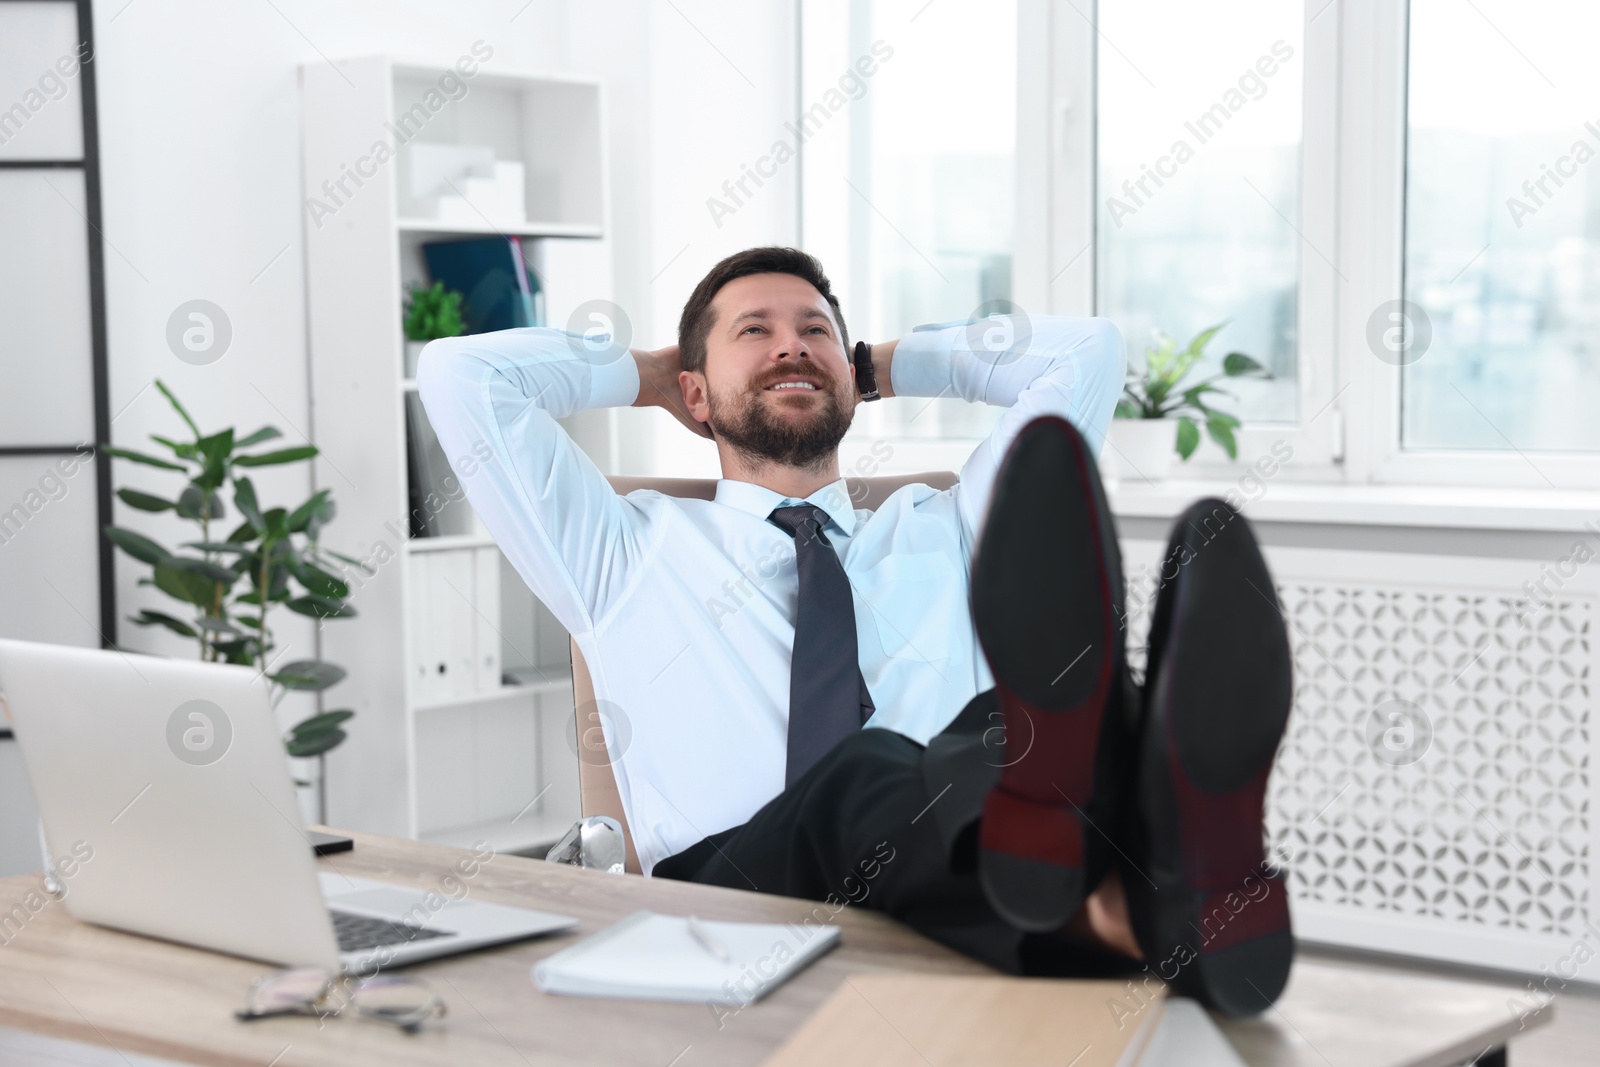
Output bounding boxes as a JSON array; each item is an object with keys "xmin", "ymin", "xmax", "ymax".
[{"xmin": 0, "ymin": 638, "xmax": 576, "ymax": 971}]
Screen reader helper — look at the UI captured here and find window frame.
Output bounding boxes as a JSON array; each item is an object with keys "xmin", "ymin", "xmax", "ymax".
[
  {"xmin": 1343, "ymin": 0, "xmax": 1600, "ymax": 491},
  {"xmin": 1038, "ymin": 0, "xmax": 1344, "ymax": 480},
  {"xmin": 822, "ymin": 0, "xmax": 1600, "ymax": 492}
]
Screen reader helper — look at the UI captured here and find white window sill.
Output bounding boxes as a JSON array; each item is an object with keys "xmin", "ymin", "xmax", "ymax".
[
  {"xmin": 852, "ymin": 435, "xmax": 1600, "ymax": 533},
  {"xmin": 1107, "ymin": 477, "xmax": 1600, "ymax": 533}
]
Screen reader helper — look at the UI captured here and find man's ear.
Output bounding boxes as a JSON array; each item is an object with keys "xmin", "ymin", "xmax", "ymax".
[{"xmin": 679, "ymin": 369, "xmax": 711, "ymax": 427}]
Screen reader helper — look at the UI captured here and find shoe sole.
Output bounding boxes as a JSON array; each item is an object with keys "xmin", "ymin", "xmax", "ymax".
[
  {"xmin": 1132, "ymin": 498, "xmax": 1294, "ymax": 1016},
  {"xmin": 969, "ymin": 416, "xmax": 1120, "ymax": 932}
]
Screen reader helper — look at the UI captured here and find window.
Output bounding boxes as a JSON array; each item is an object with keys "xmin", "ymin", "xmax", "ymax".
[
  {"xmin": 1401, "ymin": 0, "xmax": 1600, "ymax": 453},
  {"xmin": 1096, "ymin": 0, "xmax": 1306, "ymax": 425},
  {"xmin": 796, "ymin": 0, "xmax": 1600, "ymax": 486},
  {"xmin": 800, "ymin": 0, "xmax": 1017, "ymax": 441}
]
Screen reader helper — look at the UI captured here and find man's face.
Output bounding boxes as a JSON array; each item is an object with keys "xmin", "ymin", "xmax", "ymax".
[{"xmin": 687, "ymin": 272, "xmax": 855, "ymax": 469}]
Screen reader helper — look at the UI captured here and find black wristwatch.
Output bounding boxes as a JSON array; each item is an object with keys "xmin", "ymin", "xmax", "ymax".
[{"xmin": 853, "ymin": 340, "xmax": 881, "ymax": 401}]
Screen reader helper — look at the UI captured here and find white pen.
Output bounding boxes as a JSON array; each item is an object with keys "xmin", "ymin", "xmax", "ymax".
[{"xmin": 686, "ymin": 915, "xmax": 733, "ymax": 963}]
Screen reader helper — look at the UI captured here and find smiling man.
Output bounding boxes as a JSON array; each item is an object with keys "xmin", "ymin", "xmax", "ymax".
[{"xmin": 418, "ymin": 246, "xmax": 1296, "ymax": 1015}]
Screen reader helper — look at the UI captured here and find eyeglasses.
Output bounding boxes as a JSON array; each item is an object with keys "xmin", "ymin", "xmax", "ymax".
[{"xmin": 235, "ymin": 967, "xmax": 446, "ymax": 1033}]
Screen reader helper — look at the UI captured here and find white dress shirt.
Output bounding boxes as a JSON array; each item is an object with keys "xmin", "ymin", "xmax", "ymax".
[{"xmin": 417, "ymin": 314, "xmax": 1125, "ymax": 873}]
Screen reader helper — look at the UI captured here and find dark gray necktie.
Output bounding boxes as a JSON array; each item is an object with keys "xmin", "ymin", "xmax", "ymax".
[{"xmin": 768, "ymin": 504, "xmax": 874, "ymax": 786}]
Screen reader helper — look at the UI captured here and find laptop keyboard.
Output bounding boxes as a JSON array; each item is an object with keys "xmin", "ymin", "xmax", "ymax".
[{"xmin": 330, "ymin": 909, "xmax": 453, "ymax": 953}]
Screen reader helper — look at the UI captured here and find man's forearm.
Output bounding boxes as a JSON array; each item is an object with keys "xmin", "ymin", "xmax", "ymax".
[{"xmin": 883, "ymin": 316, "xmax": 1123, "ymax": 411}]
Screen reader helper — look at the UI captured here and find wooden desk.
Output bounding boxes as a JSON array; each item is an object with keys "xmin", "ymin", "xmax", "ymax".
[{"xmin": 0, "ymin": 830, "xmax": 1551, "ymax": 1066}]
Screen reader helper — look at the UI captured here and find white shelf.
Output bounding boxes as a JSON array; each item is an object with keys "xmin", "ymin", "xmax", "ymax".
[
  {"xmin": 398, "ymin": 218, "xmax": 603, "ymax": 240},
  {"xmin": 301, "ymin": 53, "xmax": 608, "ymax": 843},
  {"xmin": 421, "ymin": 808, "xmax": 573, "ymax": 856},
  {"xmin": 406, "ymin": 533, "xmax": 497, "ymax": 553},
  {"xmin": 412, "ymin": 674, "xmax": 572, "ymax": 713},
  {"xmin": 503, "ymin": 667, "xmax": 574, "ymax": 696}
]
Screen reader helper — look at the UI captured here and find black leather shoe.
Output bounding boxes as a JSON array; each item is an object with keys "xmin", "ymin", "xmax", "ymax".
[
  {"xmin": 969, "ymin": 415, "xmax": 1133, "ymax": 932},
  {"xmin": 1124, "ymin": 498, "xmax": 1295, "ymax": 1017}
]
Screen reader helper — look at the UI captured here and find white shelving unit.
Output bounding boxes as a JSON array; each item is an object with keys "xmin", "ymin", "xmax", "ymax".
[{"xmin": 300, "ymin": 55, "xmax": 613, "ymax": 854}]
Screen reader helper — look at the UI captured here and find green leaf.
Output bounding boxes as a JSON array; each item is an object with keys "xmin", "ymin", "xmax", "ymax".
[
  {"xmin": 1114, "ymin": 399, "xmax": 1141, "ymax": 419},
  {"xmin": 296, "ymin": 710, "xmax": 358, "ymax": 735},
  {"xmin": 212, "ymin": 638, "xmax": 256, "ymax": 665},
  {"xmin": 235, "ymin": 426, "xmax": 283, "ymax": 449},
  {"xmin": 1206, "ymin": 414, "xmax": 1240, "ymax": 459},
  {"xmin": 165, "ymin": 555, "xmax": 239, "ymax": 585},
  {"xmin": 289, "ymin": 709, "xmax": 355, "ymax": 738},
  {"xmin": 149, "ymin": 434, "xmax": 199, "ymax": 460},
  {"xmin": 196, "ymin": 427, "xmax": 234, "ymax": 467},
  {"xmin": 226, "ymin": 520, "xmax": 259, "ymax": 544},
  {"xmin": 152, "ymin": 561, "xmax": 216, "ymax": 606},
  {"xmin": 116, "ymin": 488, "xmax": 175, "ymax": 513},
  {"xmin": 193, "ymin": 615, "xmax": 242, "ymax": 635},
  {"xmin": 128, "ymin": 609, "xmax": 197, "ymax": 638},
  {"xmin": 1175, "ymin": 417, "xmax": 1201, "ymax": 461},
  {"xmin": 257, "ymin": 563, "xmax": 292, "ymax": 604},
  {"xmin": 175, "ymin": 484, "xmax": 225, "ymax": 521},
  {"xmin": 286, "ymin": 489, "xmax": 334, "ymax": 534},
  {"xmin": 286, "ymin": 727, "xmax": 347, "ymax": 758},
  {"xmin": 103, "ymin": 525, "xmax": 172, "ymax": 565},
  {"xmin": 285, "ymin": 551, "xmax": 350, "ymax": 599},
  {"xmin": 272, "ymin": 660, "xmax": 347, "ymax": 691},
  {"xmin": 234, "ymin": 445, "xmax": 318, "ymax": 467},
  {"xmin": 102, "ymin": 445, "xmax": 186, "ymax": 471},
  {"xmin": 1145, "ymin": 332, "xmax": 1177, "ymax": 377},
  {"xmin": 234, "ymin": 477, "xmax": 264, "ymax": 532},
  {"xmin": 403, "ymin": 281, "xmax": 467, "ymax": 342},
  {"xmin": 183, "ymin": 540, "xmax": 252, "ymax": 554},
  {"xmin": 1186, "ymin": 322, "xmax": 1227, "ymax": 357},
  {"xmin": 262, "ymin": 563, "xmax": 292, "ymax": 601},
  {"xmin": 1223, "ymin": 351, "xmax": 1269, "ymax": 377},
  {"xmin": 263, "ymin": 507, "xmax": 290, "ymax": 541},
  {"xmin": 154, "ymin": 379, "xmax": 201, "ymax": 438},
  {"xmin": 286, "ymin": 595, "xmax": 356, "ymax": 620}
]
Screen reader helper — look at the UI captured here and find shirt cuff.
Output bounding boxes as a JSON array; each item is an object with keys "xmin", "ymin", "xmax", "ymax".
[
  {"xmin": 586, "ymin": 348, "xmax": 642, "ymax": 409},
  {"xmin": 887, "ymin": 320, "xmax": 964, "ymax": 399}
]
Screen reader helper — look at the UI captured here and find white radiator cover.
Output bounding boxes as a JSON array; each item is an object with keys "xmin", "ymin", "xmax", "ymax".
[{"xmin": 1119, "ymin": 538, "xmax": 1599, "ymax": 981}]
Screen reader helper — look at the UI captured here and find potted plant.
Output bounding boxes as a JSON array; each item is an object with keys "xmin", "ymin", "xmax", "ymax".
[
  {"xmin": 402, "ymin": 281, "xmax": 466, "ymax": 378},
  {"xmin": 101, "ymin": 380, "xmax": 359, "ymax": 821},
  {"xmin": 1112, "ymin": 323, "xmax": 1270, "ymax": 479}
]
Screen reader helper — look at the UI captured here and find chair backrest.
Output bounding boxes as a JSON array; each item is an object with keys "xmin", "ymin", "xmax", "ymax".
[{"xmin": 571, "ymin": 470, "xmax": 958, "ymax": 874}]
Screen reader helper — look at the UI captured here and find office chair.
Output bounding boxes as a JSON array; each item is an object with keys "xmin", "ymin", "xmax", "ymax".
[{"xmin": 571, "ymin": 470, "xmax": 960, "ymax": 874}]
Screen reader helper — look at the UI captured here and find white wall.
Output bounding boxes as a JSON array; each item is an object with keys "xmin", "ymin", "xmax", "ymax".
[
  {"xmin": 90, "ymin": 0, "xmax": 798, "ymax": 831},
  {"xmin": 589, "ymin": 0, "xmax": 804, "ymax": 478}
]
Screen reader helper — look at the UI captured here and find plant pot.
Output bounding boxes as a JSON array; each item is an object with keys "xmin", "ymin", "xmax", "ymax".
[
  {"xmin": 1107, "ymin": 418, "xmax": 1176, "ymax": 482},
  {"xmin": 404, "ymin": 339, "xmax": 429, "ymax": 380}
]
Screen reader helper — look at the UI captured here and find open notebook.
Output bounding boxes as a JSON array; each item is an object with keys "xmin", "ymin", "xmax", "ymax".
[{"xmin": 531, "ymin": 910, "xmax": 841, "ymax": 1005}]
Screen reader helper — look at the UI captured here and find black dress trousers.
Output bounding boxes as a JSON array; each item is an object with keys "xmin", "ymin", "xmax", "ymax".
[{"xmin": 651, "ymin": 689, "xmax": 1138, "ymax": 977}]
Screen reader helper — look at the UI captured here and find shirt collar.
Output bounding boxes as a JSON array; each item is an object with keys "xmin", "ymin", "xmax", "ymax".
[{"xmin": 715, "ymin": 477, "xmax": 859, "ymax": 538}]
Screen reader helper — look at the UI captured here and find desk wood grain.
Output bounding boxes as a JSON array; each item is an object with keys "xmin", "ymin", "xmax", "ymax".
[
  {"xmin": 0, "ymin": 829, "xmax": 1553, "ymax": 1067},
  {"xmin": 0, "ymin": 827, "xmax": 990, "ymax": 1067}
]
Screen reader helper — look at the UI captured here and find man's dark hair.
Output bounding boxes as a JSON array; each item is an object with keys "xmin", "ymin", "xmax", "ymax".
[{"xmin": 677, "ymin": 246, "xmax": 850, "ymax": 375}]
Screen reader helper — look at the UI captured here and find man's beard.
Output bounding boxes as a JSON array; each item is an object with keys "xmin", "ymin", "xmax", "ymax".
[{"xmin": 706, "ymin": 367, "xmax": 853, "ymax": 471}]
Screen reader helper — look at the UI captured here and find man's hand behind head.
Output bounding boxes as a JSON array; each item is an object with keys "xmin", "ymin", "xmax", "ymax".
[{"xmin": 632, "ymin": 343, "xmax": 714, "ymax": 439}]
